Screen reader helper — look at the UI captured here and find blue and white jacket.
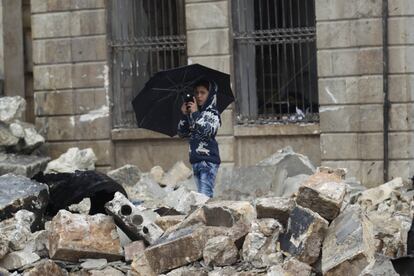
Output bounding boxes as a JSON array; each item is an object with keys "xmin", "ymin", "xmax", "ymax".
[{"xmin": 177, "ymin": 81, "xmax": 221, "ymax": 165}]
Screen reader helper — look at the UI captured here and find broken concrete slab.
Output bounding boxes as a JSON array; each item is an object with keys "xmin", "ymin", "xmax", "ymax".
[
  {"xmin": 105, "ymin": 192, "xmax": 163, "ymax": 245},
  {"xmin": 48, "ymin": 210, "xmax": 123, "ymax": 262},
  {"xmin": 0, "ymin": 250, "xmax": 40, "ymax": 271},
  {"xmin": 0, "ymin": 96, "xmax": 26, "ymax": 123},
  {"xmin": 296, "ymin": 169, "xmax": 347, "ymax": 221},
  {"xmin": 107, "ymin": 164, "xmax": 141, "ymax": 187},
  {"xmin": 44, "ymin": 147, "xmax": 97, "ymax": 174},
  {"xmin": 0, "ymin": 153, "xmax": 50, "ymax": 178},
  {"xmin": 255, "ymin": 197, "xmax": 295, "ymax": 227},
  {"xmin": 279, "ymin": 205, "xmax": 328, "ymax": 265},
  {"xmin": 203, "ymin": 235, "xmax": 238, "ymax": 267},
  {"xmin": 163, "ymin": 187, "xmax": 209, "ymax": 214},
  {"xmin": 159, "ymin": 161, "xmax": 192, "ymax": 188},
  {"xmin": 125, "ymin": 241, "xmax": 146, "ymax": 262},
  {"xmin": 0, "ymin": 174, "xmax": 49, "ymax": 229},
  {"xmin": 322, "ymin": 205, "xmax": 376, "ymax": 275},
  {"xmin": 155, "ymin": 215, "xmax": 185, "ymax": 232},
  {"xmin": 22, "ymin": 259, "xmax": 68, "ymax": 276}
]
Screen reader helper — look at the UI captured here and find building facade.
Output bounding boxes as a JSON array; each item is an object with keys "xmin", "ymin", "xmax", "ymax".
[{"xmin": 0, "ymin": 0, "xmax": 412, "ymax": 187}]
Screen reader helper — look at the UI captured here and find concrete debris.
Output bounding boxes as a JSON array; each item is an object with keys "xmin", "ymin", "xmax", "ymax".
[
  {"xmin": 126, "ymin": 173, "xmax": 167, "ymax": 202},
  {"xmin": 255, "ymin": 197, "xmax": 295, "ymax": 227},
  {"xmin": 268, "ymin": 257, "xmax": 313, "ymax": 276},
  {"xmin": 107, "ymin": 164, "xmax": 142, "ymax": 187},
  {"xmin": 80, "ymin": 258, "xmax": 108, "ymax": 270},
  {"xmin": 0, "ymin": 96, "xmax": 26, "ymax": 124},
  {"xmin": 203, "ymin": 235, "xmax": 238, "ymax": 266},
  {"xmin": 48, "ymin": 210, "xmax": 123, "ymax": 262},
  {"xmin": 0, "ymin": 123, "xmax": 19, "ymax": 146},
  {"xmin": 9, "ymin": 120, "xmax": 45, "ymax": 153},
  {"xmin": 0, "ymin": 210, "xmax": 34, "ymax": 255},
  {"xmin": 44, "ymin": 147, "xmax": 97, "ymax": 174},
  {"xmin": 124, "ymin": 240, "xmax": 146, "ymax": 262},
  {"xmin": 359, "ymin": 254, "xmax": 399, "ymax": 276},
  {"xmin": 159, "ymin": 161, "xmax": 192, "ymax": 188},
  {"xmin": 163, "ymin": 187, "xmax": 210, "ymax": 214},
  {"xmin": 105, "ymin": 192, "xmax": 164, "ymax": 245},
  {"xmin": 0, "ymin": 250, "xmax": 40, "ymax": 271},
  {"xmin": 166, "ymin": 266, "xmax": 208, "ymax": 276},
  {"xmin": 155, "ymin": 215, "xmax": 185, "ymax": 231},
  {"xmin": 68, "ymin": 198, "xmax": 91, "ymax": 214},
  {"xmin": 21, "ymin": 259, "xmax": 67, "ymax": 276},
  {"xmin": 0, "ymin": 153, "xmax": 50, "ymax": 177}
]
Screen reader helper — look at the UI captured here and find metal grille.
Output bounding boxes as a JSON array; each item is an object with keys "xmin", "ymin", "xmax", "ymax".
[
  {"xmin": 108, "ymin": 0, "xmax": 187, "ymax": 128},
  {"xmin": 233, "ymin": 0, "xmax": 319, "ymax": 123}
]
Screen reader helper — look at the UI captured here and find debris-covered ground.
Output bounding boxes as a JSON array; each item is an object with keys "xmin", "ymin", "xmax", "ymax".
[{"xmin": 0, "ymin": 96, "xmax": 413, "ymax": 276}]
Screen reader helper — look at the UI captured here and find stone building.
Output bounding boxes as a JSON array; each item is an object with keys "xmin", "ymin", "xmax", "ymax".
[{"xmin": 0, "ymin": 0, "xmax": 412, "ymax": 187}]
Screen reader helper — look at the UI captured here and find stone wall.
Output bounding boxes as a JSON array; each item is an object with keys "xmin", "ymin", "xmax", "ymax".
[
  {"xmin": 31, "ymin": 0, "xmax": 113, "ymax": 171},
  {"xmin": 317, "ymin": 0, "xmax": 414, "ymax": 186}
]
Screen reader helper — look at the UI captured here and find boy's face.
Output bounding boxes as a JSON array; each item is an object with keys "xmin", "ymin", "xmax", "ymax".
[{"xmin": 194, "ymin": 85, "xmax": 209, "ymax": 106}]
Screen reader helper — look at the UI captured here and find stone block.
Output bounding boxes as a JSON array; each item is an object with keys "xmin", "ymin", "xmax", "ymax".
[
  {"xmin": 187, "ymin": 29, "xmax": 229, "ymax": 56},
  {"xmin": 317, "ymin": 48, "xmax": 382, "ymax": 77},
  {"xmin": 315, "ymin": 0, "xmax": 382, "ymax": 21},
  {"xmin": 255, "ymin": 197, "xmax": 295, "ymax": 227},
  {"xmin": 389, "ymin": 160, "xmax": 414, "ymax": 182},
  {"xmin": 317, "ymin": 19, "xmax": 381, "ymax": 49},
  {"xmin": 202, "ymin": 200, "xmax": 257, "ymax": 228},
  {"xmin": 34, "ymin": 91, "xmax": 74, "ymax": 116},
  {"xmin": 279, "ymin": 206, "xmax": 329, "ymax": 264},
  {"xmin": 163, "ymin": 187, "xmax": 209, "ymax": 214},
  {"xmin": 48, "ymin": 210, "xmax": 123, "ymax": 262},
  {"xmin": 155, "ymin": 215, "xmax": 186, "ymax": 231},
  {"xmin": 389, "ymin": 132, "xmax": 414, "ymax": 159},
  {"xmin": 0, "ymin": 210, "xmax": 34, "ymax": 253},
  {"xmin": 389, "ymin": 0, "xmax": 414, "ymax": 16},
  {"xmin": 31, "ymin": 0, "xmax": 70, "ymax": 13},
  {"xmin": 188, "ymin": 55, "xmax": 231, "ymax": 74},
  {"xmin": 124, "ymin": 240, "xmax": 146, "ymax": 262},
  {"xmin": 389, "ymin": 75, "xmax": 414, "ymax": 103},
  {"xmin": 107, "ymin": 164, "xmax": 141, "ymax": 187},
  {"xmin": 217, "ymin": 136, "xmax": 234, "ymax": 162},
  {"xmin": 389, "ymin": 46, "xmax": 414, "ymax": 74},
  {"xmin": 22, "ymin": 259, "xmax": 67, "ymax": 276},
  {"xmin": 217, "ymin": 108, "xmax": 233, "ymax": 136},
  {"xmin": 0, "ymin": 153, "xmax": 50, "ymax": 178},
  {"xmin": 159, "ymin": 161, "xmax": 192, "ymax": 188},
  {"xmin": 186, "ymin": 2, "xmax": 228, "ymax": 30},
  {"xmin": 0, "ymin": 250, "xmax": 40, "ymax": 271},
  {"xmin": 131, "ymin": 252, "xmax": 157, "ymax": 276},
  {"xmin": 389, "ymin": 17, "xmax": 414, "ymax": 45},
  {"xmin": 33, "ymin": 64, "xmax": 73, "ymax": 90},
  {"xmin": 74, "ymin": 88, "xmax": 108, "ymax": 114},
  {"xmin": 32, "ymin": 39, "xmax": 71, "ymax": 64},
  {"xmin": 295, "ymin": 168, "xmax": 346, "ymax": 221},
  {"xmin": 322, "ymin": 205, "xmax": 376, "ymax": 275},
  {"xmin": 71, "ymin": 35, "xmax": 107, "ymax": 62},
  {"xmin": 320, "ymin": 104, "xmax": 383, "ymax": 132},
  {"xmin": 360, "ymin": 254, "xmax": 399, "ymax": 276},
  {"xmin": 72, "ymin": 62, "xmax": 106, "ymax": 88},
  {"xmin": 203, "ymin": 235, "xmax": 238, "ymax": 267},
  {"xmin": 390, "ymin": 103, "xmax": 414, "ymax": 131},
  {"xmin": 0, "ymin": 96, "xmax": 26, "ymax": 123},
  {"xmin": 268, "ymin": 257, "xmax": 313, "ymax": 276},
  {"xmin": 105, "ymin": 192, "xmax": 163, "ymax": 244},
  {"xmin": 318, "ymin": 76, "xmax": 383, "ymax": 105},
  {"xmin": 31, "ymin": 13, "xmax": 71, "ymax": 39},
  {"xmin": 71, "ymin": 10, "xmax": 106, "ymax": 36}
]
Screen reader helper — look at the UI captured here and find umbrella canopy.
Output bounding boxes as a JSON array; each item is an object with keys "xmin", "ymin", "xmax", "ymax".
[{"xmin": 132, "ymin": 64, "xmax": 234, "ymax": 137}]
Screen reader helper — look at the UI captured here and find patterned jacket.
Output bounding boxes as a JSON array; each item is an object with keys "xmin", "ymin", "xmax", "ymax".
[{"xmin": 177, "ymin": 81, "xmax": 221, "ymax": 164}]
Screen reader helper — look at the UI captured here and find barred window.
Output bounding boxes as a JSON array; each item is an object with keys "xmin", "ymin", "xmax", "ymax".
[
  {"xmin": 109, "ymin": 0, "xmax": 187, "ymax": 128},
  {"xmin": 232, "ymin": 0, "xmax": 318, "ymax": 123}
]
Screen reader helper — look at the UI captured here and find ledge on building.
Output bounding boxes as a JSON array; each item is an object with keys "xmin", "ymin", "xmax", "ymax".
[
  {"xmin": 234, "ymin": 123, "xmax": 320, "ymax": 137},
  {"xmin": 111, "ymin": 128, "xmax": 180, "ymax": 141}
]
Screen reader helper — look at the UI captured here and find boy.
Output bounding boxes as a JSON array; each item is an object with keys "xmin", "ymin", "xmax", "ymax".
[{"xmin": 177, "ymin": 80, "xmax": 221, "ymax": 198}]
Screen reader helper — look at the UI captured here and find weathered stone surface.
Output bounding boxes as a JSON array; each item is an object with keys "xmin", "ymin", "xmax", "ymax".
[
  {"xmin": 0, "ymin": 153, "xmax": 50, "ymax": 178},
  {"xmin": 88, "ymin": 266, "xmax": 124, "ymax": 276},
  {"xmin": 0, "ymin": 267, "xmax": 10, "ymax": 275},
  {"xmin": 80, "ymin": 258, "xmax": 107, "ymax": 270},
  {"xmin": 0, "ymin": 123, "xmax": 19, "ymax": 147},
  {"xmin": 48, "ymin": 210, "xmax": 123, "ymax": 262},
  {"xmin": 149, "ymin": 165, "xmax": 164, "ymax": 183},
  {"xmin": 202, "ymin": 200, "xmax": 257, "ymax": 228},
  {"xmin": 359, "ymin": 254, "xmax": 399, "ymax": 276},
  {"xmin": 255, "ymin": 197, "xmax": 295, "ymax": 226},
  {"xmin": 155, "ymin": 215, "xmax": 186, "ymax": 232},
  {"xmin": 107, "ymin": 164, "xmax": 141, "ymax": 187},
  {"xmin": 0, "ymin": 210, "xmax": 34, "ymax": 253},
  {"xmin": 280, "ymin": 174, "xmax": 309, "ymax": 198},
  {"xmin": 44, "ymin": 147, "xmax": 97, "ymax": 174},
  {"xmin": 0, "ymin": 96, "xmax": 26, "ymax": 123},
  {"xmin": 125, "ymin": 240, "xmax": 146, "ymax": 262},
  {"xmin": 322, "ymin": 205, "xmax": 376, "ymax": 275},
  {"xmin": 159, "ymin": 161, "xmax": 192, "ymax": 188},
  {"xmin": 0, "ymin": 174, "xmax": 49, "ymax": 227},
  {"xmin": 257, "ymin": 146, "xmax": 315, "ymax": 172},
  {"xmin": 296, "ymin": 168, "xmax": 347, "ymax": 221},
  {"xmin": 22, "ymin": 259, "xmax": 67, "ymax": 276},
  {"xmin": 105, "ymin": 192, "xmax": 163, "ymax": 244},
  {"xmin": 163, "ymin": 187, "xmax": 209, "ymax": 214},
  {"xmin": 203, "ymin": 235, "xmax": 238, "ymax": 266},
  {"xmin": 166, "ymin": 266, "xmax": 207, "ymax": 276},
  {"xmin": 268, "ymin": 257, "xmax": 313, "ymax": 276},
  {"xmin": 131, "ymin": 252, "xmax": 157, "ymax": 276},
  {"xmin": 279, "ymin": 206, "xmax": 329, "ymax": 265},
  {"xmin": 25, "ymin": 230, "xmax": 49, "ymax": 258},
  {"xmin": 126, "ymin": 173, "xmax": 166, "ymax": 202},
  {"xmin": 9, "ymin": 120, "xmax": 45, "ymax": 152},
  {"xmin": 0, "ymin": 250, "xmax": 40, "ymax": 270},
  {"xmin": 68, "ymin": 197, "xmax": 91, "ymax": 214},
  {"xmin": 0, "ymin": 233, "xmax": 9, "ymax": 259}
]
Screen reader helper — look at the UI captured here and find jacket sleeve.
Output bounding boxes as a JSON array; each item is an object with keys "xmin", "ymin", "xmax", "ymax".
[
  {"xmin": 192, "ymin": 110, "xmax": 220, "ymax": 140},
  {"xmin": 177, "ymin": 115, "xmax": 191, "ymax": 138}
]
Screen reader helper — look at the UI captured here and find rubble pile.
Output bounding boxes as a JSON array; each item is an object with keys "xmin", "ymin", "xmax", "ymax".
[{"xmin": 0, "ymin": 108, "xmax": 412, "ymax": 275}]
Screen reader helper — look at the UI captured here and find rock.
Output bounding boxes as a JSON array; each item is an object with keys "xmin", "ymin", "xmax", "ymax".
[
  {"xmin": 105, "ymin": 192, "xmax": 164, "ymax": 245},
  {"xmin": 125, "ymin": 241, "xmax": 146, "ymax": 262},
  {"xmin": 0, "ymin": 234, "xmax": 9, "ymax": 259},
  {"xmin": 48, "ymin": 210, "xmax": 123, "ymax": 262},
  {"xmin": 202, "ymin": 200, "xmax": 257, "ymax": 228},
  {"xmin": 149, "ymin": 165, "xmax": 164, "ymax": 184},
  {"xmin": 268, "ymin": 257, "xmax": 313, "ymax": 276},
  {"xmin": 322, "ymin": 205, "xmax": 376, "ymax": 275},
  {"xmin": 0, "ymin": 174, "xmax": 49, "ymax": 229},
  {"xmin": 44, "ymin": 147, "xmax": 97, "ymax": 174},
  {"xmin": 0, "ymin": 123, "xmax": 19, "ymax": 146},
  {"xmin": 257, "ymin": 146, "xmax": 314, "ymax": 169},
  {"xmin": 68, "ymin": 198, "xmax": 91, "ymax": 214},
  {"xmin": 0, "ymin": 267, "xmax": 10, "ymax": 275},
  {"xmin": 166, "ymin": 266, "xmax": 207, "ymax": 276},
  {"xmin": 0, "ymin": 153, "xmax": 50, "ymax": 177},
  {"xmin": 0, "ymin": 210, "xmax": 34, "ymax": 252},
  {"xmin": 155, "ymin": 215, "xmax": 186, "ymax": 231},
  {"xmin": 296, "ymin": 168, "xmax": 347, "ymax": 221},
  {"xmin": 107, "ymin": 164, "xmax": 141, "ymax": 187},
  {"xmin": 0, "ymin": 96, "xmax": 26, "ymax": 123},
  {"xmin": 127, "ymin": 173, "xmax": 166, "ymax": 202},
  {"xmin": 9, "ymin": 121, "xmax": 45, "ymax": 153},
  {"xmin": 279, "ymin": 205, "xmax": 329, "ymax": 265},
  {"xmin": 0, "ymin": 250, "xmax": 40, "ymax": 270},
  {"xmin": 257, "ymin": 218, "xmax": 283, "ymax": 237},
  {"xmin": 89, "ymin": 267, "xmax": 125, "ymax": 276},
  {"xmin": 203, "ymin": 235, "xmax": 238, "ymax": 266},
  {"xmin": 163, "ymin": 187, "xmax": 209, "ymax": 214},
  {"xmin": 159, "ymin": 161, "xmax": 192, "ymax": 188},
  {"xmin": 359, "ymin": 254, "xmax": 399, "ymax": 276},
  {"xmin": 22, "ymin": 259, "xmax": 67, "ymax": 276},
  {"xmin": 255, "ymin": 197, "xmax": 295, "ymax": 226},
  {"xmin": 131, "ymin": 252, "xmax": 157, "ymax": 276},
  {"xmin": 25, "ymin": 230, "xmax": 49, "ymax": 258},
  {"xmin": 80, "ymin": 258, "xmax": 108, "ymax": 270},
  {"xmin": 279, "ymin": 174, "xmax": 309, "ymax": 198}
]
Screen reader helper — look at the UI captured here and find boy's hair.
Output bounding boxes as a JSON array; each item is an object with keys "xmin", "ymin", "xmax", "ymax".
[{"xmin": 193, "ymin": 80, "xmax": 210, "ymax": 91}]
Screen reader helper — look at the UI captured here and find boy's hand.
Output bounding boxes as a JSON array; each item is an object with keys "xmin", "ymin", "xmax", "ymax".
[
  {"xmin": 187, "ymin": 99, "xmax": 198, "ymax": 114},
  {"xmin": 181, "ymin": 102, "xmax": 189, "ymax": 115}
]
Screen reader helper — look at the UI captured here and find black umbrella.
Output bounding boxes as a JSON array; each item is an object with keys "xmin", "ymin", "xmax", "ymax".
[{"xmin": 132, "ymin": 64, "xmax": 234, "ymax": 137}]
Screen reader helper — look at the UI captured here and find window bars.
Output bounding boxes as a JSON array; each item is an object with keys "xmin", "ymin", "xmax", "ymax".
[
  {"xmin": 233, "ymin": 0, "xmax": 319, "ymax": 123},
  {"xmin": 108, "ymin": 0, "xmax": 187, "ymax": 128}
]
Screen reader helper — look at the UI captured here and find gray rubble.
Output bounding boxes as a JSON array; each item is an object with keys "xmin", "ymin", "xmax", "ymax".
[
  {"xmin": 0, "ymin": 153, "xmax": 50, "ymax": 178},
  {"xmin": 44, "ymin": 147, "xmax": 97, "ymax": 174},
  {"xmin": 107, "ymin": 164, "xmax": 142, "ymax": 187}
]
